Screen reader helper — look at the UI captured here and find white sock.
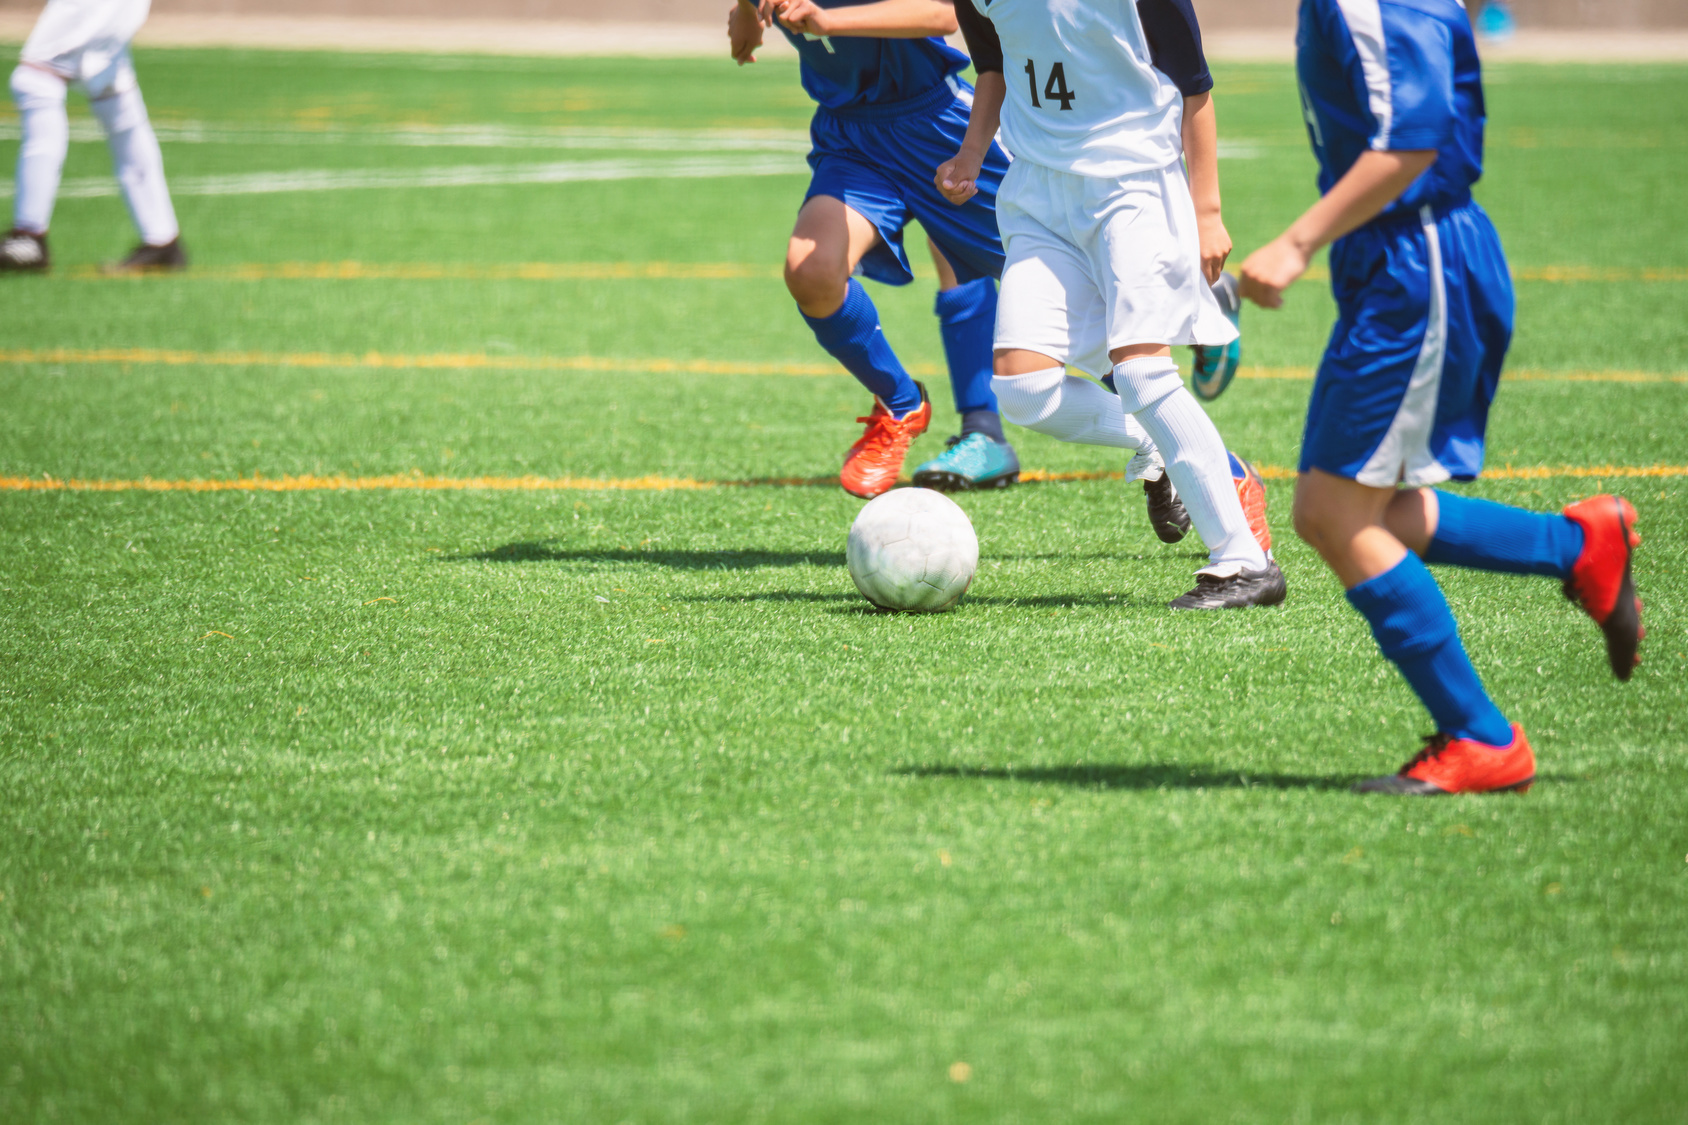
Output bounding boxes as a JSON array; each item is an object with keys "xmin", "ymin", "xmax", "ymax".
[
  {"xmin": 991, "ymin": 368, "xmax": 1154, "ymax": 451},
  {"xmin": 10, "ymin": 65, "xmax": 68, "ymax": 234},
  {"xmin": 90, "ymin": 84, "xmax": 179, "ymax": 246},
  {"xmin": 1114, "ymin": 356, "xmax": 1268, "ymax": 575}
]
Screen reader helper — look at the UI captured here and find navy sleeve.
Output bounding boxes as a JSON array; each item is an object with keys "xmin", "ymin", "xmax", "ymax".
[
  {"xmin": 953, "ymin": 0, "xmax": 1003, "ymax": 75},
  {"xmin": 1136, "ymin": 0, "xmax": 1213, "ymax": 97}
]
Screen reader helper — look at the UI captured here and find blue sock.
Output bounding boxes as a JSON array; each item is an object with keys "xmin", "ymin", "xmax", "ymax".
[
  {"xmin": 802, "ymin": 279, "xmax": 923, "ymax": 418},
  {"xmin": 934, "ymin": 277, "xmax": 998, "ymax": 422},
  {"xmin": 1425, "ymin": 490, "xmax": 1584, "ymax": 578},
  {"xmin": 1346, "ymin": 553, "xmax": 1514, "ymax": 746}
]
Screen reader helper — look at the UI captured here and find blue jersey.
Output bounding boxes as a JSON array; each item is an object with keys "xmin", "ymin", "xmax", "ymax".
[
  {"xmin": 777, "ymin": 4, "xmax": 969, "ymax": 112},
  {"xmin": 1296, "ymin": 0, "xmax": 1485, "ymax": 221}
]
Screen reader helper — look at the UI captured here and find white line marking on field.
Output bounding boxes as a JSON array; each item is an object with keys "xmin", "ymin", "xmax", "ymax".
[
  {"xmin": 0, "ymin": 155, "xmax": 810, "ymax": 200},
  {"xmin": 0, "ymin": 120, "xmax": 1260, "ymax": 158}
]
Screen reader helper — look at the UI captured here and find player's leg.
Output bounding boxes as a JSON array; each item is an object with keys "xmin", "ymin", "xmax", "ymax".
[
  {"xmin": 785, "ymin": 193, "xmax": 928, "ymax": 498},
  {"xmin": 85, "ymin": 51, "xmax": 183, "ymax": 271},
  {"xmin": 3, "ymin": 63, "xmax": 68, "ymax": 271},
  {"xmin": 1373, "ymin": 204, "xmax": 1643, "ymax": 681},
  {"xmin": 1384, "ymin": 486, "xmax": 1643, "ymax": 680},
  {"xmin": 1109, "ymin": 344, "xmax": 1280, "ymax": 606},
  {"xmin": 1295, "ymin": 470, "xmax": 1533, "ymax": 795},
  {"xmin": 911, "ymin": 237, "xmax": 1019, "ymax": 491}
]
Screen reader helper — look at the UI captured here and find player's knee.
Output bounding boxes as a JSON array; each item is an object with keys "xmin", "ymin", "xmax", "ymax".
[
  {"xmin": 991, "ymin": 369, "xmax": 1065, "ymax": 430},
  {"xmin": 10, "ymin": 64, "xmax": 66, "ymax": 111},
  {"xmin": 1291, "ymin": 481, "xmax": 1328, "ymax": 548},
  {"xmin": 782, "ymin": 251, "xmax": 846, "ymax": 309},
  {"xmin": 82, "ymin": 53, "xmax": 138, "ymax": 104}
]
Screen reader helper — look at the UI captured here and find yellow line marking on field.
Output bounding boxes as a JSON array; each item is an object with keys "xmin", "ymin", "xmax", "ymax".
[
  {"xmin": 58, "ymin": 261, "xmax": 1688, "ymax": 284},
  {"xmin": 0, "ymin": 347, "xmax": 868, "ymax": 378},
  {"xmin": 2, "ymin": 348, "xmax": 1683, "ymax": 387},
  {"xmin": 5, "ymin": 465, "xmax": 1684, "ymax": 494}
]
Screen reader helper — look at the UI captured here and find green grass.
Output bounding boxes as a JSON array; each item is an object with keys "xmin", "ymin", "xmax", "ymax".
[{"xmin": 2, "ymin": 50, "xmax": 1687, "ymax": 1124}]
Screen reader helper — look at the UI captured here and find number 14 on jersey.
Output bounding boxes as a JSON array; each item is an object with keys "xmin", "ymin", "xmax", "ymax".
[{"xmin": 1024, "ymin": 60, "xmax": 1076, "ymax": 111}]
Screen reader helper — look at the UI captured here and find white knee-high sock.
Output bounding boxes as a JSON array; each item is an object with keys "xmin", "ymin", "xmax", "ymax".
[
  {"xmin": 10, "ymin": 65, "xmax": 69, "ymax": 234},
  {"xmin": 1114, "ymin": 356, "xmax": 1267, "ymax": 575},
  {"xmin": 992, "ymin": 368, "xmax": 1154, "ymax": 451},
  {"xmin": 90, "ymin": 85, "xmax": 179, "ymax": 246}
]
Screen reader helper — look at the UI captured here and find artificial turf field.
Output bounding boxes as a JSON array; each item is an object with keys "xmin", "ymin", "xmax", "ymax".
[{"xmin": 1, "ymin": 45, "xmax": 1685, "ymax": 1123}]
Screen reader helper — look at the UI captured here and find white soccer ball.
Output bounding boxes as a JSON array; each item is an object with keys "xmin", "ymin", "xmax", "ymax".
[{"xmin": 846, "ymin": 487, "xmax": 979, "ymax": 613}]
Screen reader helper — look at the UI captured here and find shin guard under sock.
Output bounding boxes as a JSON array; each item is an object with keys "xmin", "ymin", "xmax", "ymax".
[
  {"xmin": 1346, "ymin": 553, "xmax": 1514, "ymax": 746},
  {"xmin": 90, "ymin": 84, "xmax": 179, "ymax": 247},
  {"xmin": 10, "ymin": 65, "xmax": 68, "ymax": 234},
  {"xmin": 1115, "ymin": 356, "xmax": 1266, "ymax": 574},
  {"xmin": 935, "ymin": 277, "xmax": 998, "ymax": 417},
  {"xmin": 991, "ymin": 367, "xmax": 1150, "ymax": 451},
  {"xmin": 803, "ymin": 279, "xmax": 922, "ymax": 418},
  {"xmin": 1426, "ymin": 490, "xmax": 1584, "ymax": 578}
]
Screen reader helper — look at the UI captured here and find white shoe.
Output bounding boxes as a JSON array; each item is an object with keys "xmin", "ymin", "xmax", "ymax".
[{"xmin": 1124, "ymin": 445, "xmax": 1165, "ymax": 484}]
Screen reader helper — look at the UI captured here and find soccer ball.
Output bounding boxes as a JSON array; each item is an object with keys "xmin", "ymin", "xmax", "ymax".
[{"xmin": 846, "ymin": 487, "xmax": 979, "ymax": 613}]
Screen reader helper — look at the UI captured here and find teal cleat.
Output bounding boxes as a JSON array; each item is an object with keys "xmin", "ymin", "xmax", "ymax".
[
  {"xmin": 1191, "ymin": 271, "xmax": 1242, "ymax": 402},
  {"xmin": 912, "ymin": 432, "xmax": 1020, "ymax": 492}
]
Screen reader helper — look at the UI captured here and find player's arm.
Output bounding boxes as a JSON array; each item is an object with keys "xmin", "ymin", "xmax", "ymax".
[
  {"xmin": 1239, "ymin": 4, "xmax": 1454, "ymax": 307},
  {"xmin": 774, "ymin": 0, "xmax": 958, "ymax": 39},
  {"xmin": 935, "ymin": 0, "xmax": 1003, "ymax": 205},
  {"xmin": 728, "ymin": 0, "xmax": 776, "ymax": 65},
  {"xmin": 1138, "ymin": 0, "xmax": 1229, "ymax": 283},
  {"xmin": 1237, "ymin": 150, "xmax": 1437, "ymax": 308}
]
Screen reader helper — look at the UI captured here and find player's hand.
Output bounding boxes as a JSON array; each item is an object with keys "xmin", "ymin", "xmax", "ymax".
[
  {"xmin": 935, "ymin": 151, "xmax": 984, "ymax": 205},
  {"xmin": 1196, "ymin": 212, "xmax": 1232, "ymax": 286},
  {"xmin": 774, "ymin": 0, "xmax": 834, "ymax": 35},
  {"xmin": 728, "ymin": 1, "xmax": 767, "ymax": 65},
  {"xmin": 1237, "ymin": 235, "xmax": 1311, "ymax": 309}
]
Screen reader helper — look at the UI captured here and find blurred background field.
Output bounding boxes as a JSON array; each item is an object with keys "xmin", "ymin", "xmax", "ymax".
[{"xmin": 0, "ymin": 21, "xmax": 1686, "ymax": 1125}]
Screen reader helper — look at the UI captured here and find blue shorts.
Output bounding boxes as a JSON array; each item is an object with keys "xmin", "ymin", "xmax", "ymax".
[
  {"xmin": 1300, "ymin": 201, "xmax": 1514, "ymax": 487},
  {"xmin": 805, "ymin": 81, "xmax": 1009, "ymax": 287}
]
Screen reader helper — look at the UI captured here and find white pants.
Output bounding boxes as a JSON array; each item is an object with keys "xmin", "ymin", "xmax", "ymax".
[
  {"xmin": 23, "ymin": 0, "xmax": 151, "ymax": 83},
  {"xmin": 13, "ymin": 0, "xmax": 177, "ymax": 245},
  {"xmin": 994, "ymin": 158, "xmax": 1238, "ymax": 377}
]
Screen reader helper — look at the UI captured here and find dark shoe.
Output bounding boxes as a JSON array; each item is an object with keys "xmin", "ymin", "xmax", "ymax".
[
  {"xmin": 106, "ymin": 237, "xmax": 188, "ymax": 274},
  {"xmin": 1143, "ymin": 473, "xmax": 1191, "ymax": 544},
  {"xmin": 0, "ymin": 229, "xmax": 48, "ymax": 271},
  {"xmin": 1352, "ymin": 726, "xmax": 1535, "ymax": 795},
  {"xmin": 1168, "ymin": 559, "xmax": 1287, "ymax": 610}
]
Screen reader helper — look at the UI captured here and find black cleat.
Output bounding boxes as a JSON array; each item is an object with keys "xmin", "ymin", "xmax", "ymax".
[
  {"xmin": 1143, "ymin": 473, "xmax": 1191, "ymax": 543},
  {"xmin": 106, "ymin": 237, "xmax": 187, "ymax": 274},
  {"xmin": 0, "ymin": 229, "xmax": 48, "ymax": 272},
  {"xmin": 1168, "ymin": 559, "xmax": 1287, "ymax": 610}
]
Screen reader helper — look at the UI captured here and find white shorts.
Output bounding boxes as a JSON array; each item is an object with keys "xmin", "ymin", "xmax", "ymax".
[
  {"xmin": 994, "ymin": 157, "xmax": 1239, "ymax": 379},
  {"xmin": 21, "ymin": 0, "xmax": 149, "ymax": 86}
]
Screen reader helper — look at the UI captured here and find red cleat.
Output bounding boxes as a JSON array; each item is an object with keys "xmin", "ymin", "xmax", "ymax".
[
  {"xmin": 840, "ymin": 384, "xmax": 930, "ymax": 499},
  {"xmin": 1353, "ymin": 724, "xmax": 1536, "ymax": 795},
  {"xmin": 1229, "ymin": 452, "xmax": 1272, "ymax": 553},
  {"xmin": 1562, "ymin": 494, "xmax": 1643, "ymax": 680}
]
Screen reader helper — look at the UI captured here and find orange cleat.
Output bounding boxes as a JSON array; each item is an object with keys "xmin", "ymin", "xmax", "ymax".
[
  {"xmin": 1562, "ymin": 494, "xmax": 1643, "ymax": 680},
  {"xmin": 1229, "ymin": 452, "xmax": 1272, "ymax": 553},
  {"xmin": 840, "ymin": 384, "xmax": 931, "ymax": 499},
  {"xmin": 1353, "ymin": 724, "xmax": 1536, "ymax": 795}
]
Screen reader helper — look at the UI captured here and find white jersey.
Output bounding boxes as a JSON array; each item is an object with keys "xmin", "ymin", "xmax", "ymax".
[
  {"xmin": 963, "ymin": 0, "xmax": 1186, "ymax": 180},
  {"xmin": 23, "ymin": 0, "xmax": 151, "ymax": 82}
]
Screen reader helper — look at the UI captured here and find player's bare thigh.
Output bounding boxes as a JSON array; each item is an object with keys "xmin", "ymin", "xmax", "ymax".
[
  {"xmin": 993, "ymin": 343, "xmax": 1172, "ymax": 378},
  {"xmin": 784, "ymin": 195, "xmax": 882, "ymax": 318}
]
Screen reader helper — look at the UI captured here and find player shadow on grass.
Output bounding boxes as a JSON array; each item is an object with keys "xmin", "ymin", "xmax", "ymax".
[
  {"xmin": 455, "ymin": 542, "xmax": 1205, "ymax": 574},
  {"xmin": 680, "ymin": 592, "xmax": 1148, "ymax": 610},
  {"xmin": 452, "ymin": 542, "xmax": 845, "ymax": 569},
  {"xmin": 896, "ymin": 763, "xmax": 1365, "ymax": 791}
]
